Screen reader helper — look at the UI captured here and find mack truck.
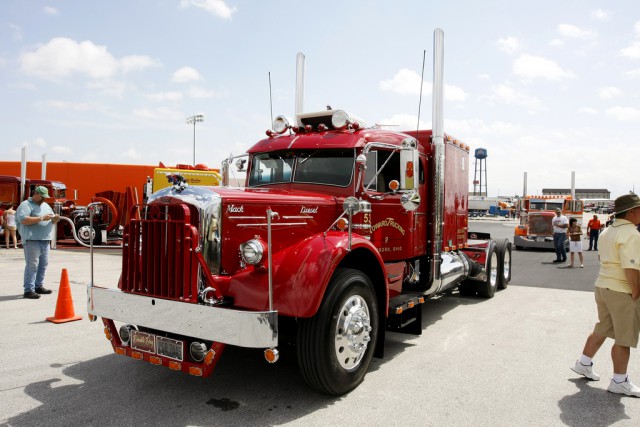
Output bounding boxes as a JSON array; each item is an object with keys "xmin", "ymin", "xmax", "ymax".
[{"xmin": 88, "ymin": 29, "xmax": 512, "ymax": 395}]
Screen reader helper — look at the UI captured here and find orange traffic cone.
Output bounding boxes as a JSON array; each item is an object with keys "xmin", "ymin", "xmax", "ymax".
[{"xmin": 46, "ymin": 268, "xmax": 82, "ymax": 324}]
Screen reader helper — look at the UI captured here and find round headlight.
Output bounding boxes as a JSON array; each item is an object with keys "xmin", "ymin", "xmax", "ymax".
[
  {"xmin": 240, "ymin": 239, "xmax": 264, "ymax": 265},
  {"xmin": 273, "ymin": 115, "xmax": 290, "ymax": 134},
  {"xmin": 331, "ymin": 110, "xmax": 350, "ymax": 130}
]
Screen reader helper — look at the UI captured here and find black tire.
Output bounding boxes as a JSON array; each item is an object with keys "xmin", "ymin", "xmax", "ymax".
[
  {"xmin": 297, "ymin": 268, "xmax": 378, "ymax": 395},
  {"xmin": 495, "ymin": 239, "xmax": 512, "ymax": 290},
  {"xmin": 76, "ymin": 220, "xmax": 102, "ymax": 245},
  {"xmin": 477, "ymin": 242, "xmax": 498, "ymax": 298}
]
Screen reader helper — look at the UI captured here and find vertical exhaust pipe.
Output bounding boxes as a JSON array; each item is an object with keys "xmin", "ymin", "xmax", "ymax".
[
  {"xmin": 42, "ymin": 153, "xmax": 47, "ymax": 180},
  {"xmin": 295, "ymin": 52, "xmax": 306, "ymax": 117},
  {"xmin": 429, "ymin": 28, "xmax": 445, "ymax": 294},
  {"xmin": 571, "ymin": 171, "xmax": 575, "ymax": 200},
  {"xmin": 20, "ymin": 146, "xmax": 27, "ymax": 202}
]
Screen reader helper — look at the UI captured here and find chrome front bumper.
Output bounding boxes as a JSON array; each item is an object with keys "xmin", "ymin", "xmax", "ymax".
[{"xmin": 88, "ymin": 286, "xmax": 277, "ymax": 348}]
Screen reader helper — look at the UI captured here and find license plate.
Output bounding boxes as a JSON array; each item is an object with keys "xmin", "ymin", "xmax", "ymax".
[
  {"xmin": 131, "ymin": 330, "xmax": 156, "ymax": 353},
  {"xmin": 157, "ymin": 336, "xmax": 184, "ymax": 361},
  {"xmin": 536, "ymin": 237, "xmax": 545, "ymax": 242}
]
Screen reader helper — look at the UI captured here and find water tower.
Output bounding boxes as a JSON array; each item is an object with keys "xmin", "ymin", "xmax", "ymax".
[{"xmin": 473, "ymin": 148, "xmax": 488, "ymax": 196}]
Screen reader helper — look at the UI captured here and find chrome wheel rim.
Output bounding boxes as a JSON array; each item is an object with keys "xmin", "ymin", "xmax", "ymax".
[
  {"xmin": 489, "ymin": 252, "xmax": 499, "ymax": 288},
  {"xmin": 334, "ymin": 294, "xmax": 372, "ymax": 371}
]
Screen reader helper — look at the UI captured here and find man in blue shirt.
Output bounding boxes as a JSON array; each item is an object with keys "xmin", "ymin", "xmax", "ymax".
[{"xmin": 16, "ymin": 186, "xmax": 60, "ymax": 299}]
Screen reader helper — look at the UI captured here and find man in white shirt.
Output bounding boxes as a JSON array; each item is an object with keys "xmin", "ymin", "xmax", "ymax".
[{"xmin": 551, "ymin": 208, "xmax": 569, "ymax": 263}]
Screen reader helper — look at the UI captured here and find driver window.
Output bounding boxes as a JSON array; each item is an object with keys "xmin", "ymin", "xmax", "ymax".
[{"xmin": 364, "ymin": 150, "xmax": 400, "ymax": 192}]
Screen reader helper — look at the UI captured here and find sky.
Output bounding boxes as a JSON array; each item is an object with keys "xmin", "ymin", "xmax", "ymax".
[{"xmin": 1, "ymin": 0, "xmax": 639, "ymax": 198}]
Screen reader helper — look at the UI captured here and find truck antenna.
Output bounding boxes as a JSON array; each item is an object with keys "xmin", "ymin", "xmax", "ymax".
[
  {"xmin": 416, "ymin": 49, "xmax": 426, "ymax": 132},
  {"xmin": 268, "ymin": 72, "xmax": 274, "ymax": 127}
]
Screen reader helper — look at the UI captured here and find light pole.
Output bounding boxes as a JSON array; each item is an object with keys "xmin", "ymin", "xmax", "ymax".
[{"xmin": 186, "ymin": 114, "xmax": 205, "ymax": 166}]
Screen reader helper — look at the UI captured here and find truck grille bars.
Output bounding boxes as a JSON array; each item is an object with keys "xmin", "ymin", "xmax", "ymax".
[{"xmin": 121, "ymin": 204, "xmax": 200, "ymax": 302}]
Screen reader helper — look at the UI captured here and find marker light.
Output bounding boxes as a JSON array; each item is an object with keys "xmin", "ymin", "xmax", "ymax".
[
  {"xmin": 265, "ymin": 348, "xmax": 280, "ymax": 363},
  {"xmin": 336, "ymin": 218, "xmax": 349, "ymax": 231},
  {"xmin": 240, "ymin": 239, "xmax": 264, "ymax": 265},
  {"xmin": 273, "ymin": 115, "xmax": 290, "ymax": 134},
  {"xmin": 317, "ymin": 123, "xmax": 327, "ymax": 132},
  {"xmin": 388, "ymin": 180, "xmax": 400, "ymax": 191},
  {"xmin": 304, "ymin": 124, "xmax": 313, "ymax": 132}
]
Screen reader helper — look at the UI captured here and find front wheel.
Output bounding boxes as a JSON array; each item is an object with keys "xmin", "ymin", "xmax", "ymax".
[
  {"xmin": 297, "ymin": 268, "xmax": 378, "ymax": 395},
  {"xmin": 75, "ymin": 220, "xmax": 102, "ymax": 245}
]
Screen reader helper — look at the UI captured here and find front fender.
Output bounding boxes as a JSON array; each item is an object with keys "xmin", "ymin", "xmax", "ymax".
[{"xmin": 272, "ymin": 231, "xmax": 386, "ymax": 318}]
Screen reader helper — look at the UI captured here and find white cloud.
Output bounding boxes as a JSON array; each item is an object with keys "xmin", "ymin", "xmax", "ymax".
[
  {"xmin": 180, "ymin": 0, "xmax": 236, "ymax": 20},
  {"xmin": 484, "ymin": 84, "xmax": 543, "ymax": 111},
  {"xmin": 497, "ymin": 37, "xmax": 520, "ymax": 54},
  {"xmin": 557, "ymin": 24, "xmax": 596, "ymax": 39},
  {"xmin": 597, "ymin": 86, "xmax": 623, "ymax": 99},
  {"xmin": 87, "ymin": 79, "xmax": 127, "ymax": 97},
  {"xmin": 121, "ymin": 148, "xmax": 142, "ymax": 160},
  {"xmin": 121, "ymin": 55, "xmax": 160, "ymax": 73},
  {"xmin": 513, "ymin": 54, "xmax": 575, "ymax": 80},
  {"xmin": 606, "ymin": 106, "xmax": 640, "ymax": 121},
  {"xmin": 172, "ymin": 66, "xmax": 202, "ymax": 83},
  {"xmin": 578, "ymin": 107, "xmax": 598, "ymax": 115},
  {"xmin": 41, "ymin": 100, "xmax": 94, "ymax": 111},
  {"xmin": 146, "ymin": 91, "xmax": 183, "ymax": 101},
  {"xmin": 10, "ymin": 24, "xmax": 22, "ymax": 41},
  {"xmin": 549, "ymin": 39, "xmax": 564, "ymax": 47},
  {"xmin": 477, "ymin": 74, "xmax": 491, "ymax": 81},
  {"xmin": 379, "ymin": 69, "xmax": 467, "ymax": 102},
  {"xmin": 132, "ymin": 107, "xmax": 184, "ymax": 121},
  {"xmin": 187, "ymin": 86, "xmax": 218, "ymax": 98},
  {"xmin": 591, "ymin": 9, "xmax": 612, "ymax": 21},
  {"xmin": 625, "ymin": 68, "xmax": 640, "ymax": 78},
  {"xmin": 43, "ymin": 6, "xmax": 58, "ymax": 15},
  {"xmin": 620, "ymin": 41, "xmax": 640, "ymax": 59},
  {"xmin": 52, "ymin": 146, "xmax": 73, "ymax": 154},
  {"xmin": 19, "ymin": 38, "xmax": 158, "ymax": 81}
]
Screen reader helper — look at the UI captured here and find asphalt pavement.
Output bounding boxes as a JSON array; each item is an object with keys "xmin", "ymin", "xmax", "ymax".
[{"xmin": 1, "ymin": 219, "xmax": 638, "ymax": 426}]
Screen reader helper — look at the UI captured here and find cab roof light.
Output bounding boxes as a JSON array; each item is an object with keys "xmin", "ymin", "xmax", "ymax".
[{"xmin": 272, "ymin": 115, "xmax": 291, "ymax": 134}]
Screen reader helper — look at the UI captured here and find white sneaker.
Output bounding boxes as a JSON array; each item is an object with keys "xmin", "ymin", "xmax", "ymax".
[
  {"xmin": 608, "ymin": 377, "xmax": 640, "ymax": 397},
  {"xmin": 570, "ymin": 360, "xmax": 600, "ymax": 380}
]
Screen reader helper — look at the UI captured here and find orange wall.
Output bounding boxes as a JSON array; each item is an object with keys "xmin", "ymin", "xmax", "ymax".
[{"xmin": 0, "ymin": 161, "xmax": 156, "ymax": 205}]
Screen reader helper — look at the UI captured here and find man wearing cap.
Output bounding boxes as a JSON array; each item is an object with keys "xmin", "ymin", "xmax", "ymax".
[
  {"xmin": 15, "ymin": 186, "xmax": 60, "ymax": 299},
  {"xmin": 551, "ymin": 208, "xmax": 569, "ymax": 263},
  {"xmin": 571, "ymin": 193, "xmax": 640, "ymax": 397}
]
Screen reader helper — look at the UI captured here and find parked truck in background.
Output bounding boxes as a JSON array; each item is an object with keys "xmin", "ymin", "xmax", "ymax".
[
  {"xmin": 0, "ymin": 175, "xmax": 113, "ymax": 245},
  {"xmin": 468, "ymin": 196, "xmax": 513, "ymax": 217},
  {"xmin": 87, "ymin": 29, "xmax": 513, "ymax": 395},
  {"xmin": 513, "ymin": 195, "xmax": 584, "ymax": 250}
]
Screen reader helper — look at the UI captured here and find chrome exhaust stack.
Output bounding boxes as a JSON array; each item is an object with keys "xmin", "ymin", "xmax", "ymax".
[{"xmin": 427, "ymin": 28, "xmax": 446, "ymax": 296}]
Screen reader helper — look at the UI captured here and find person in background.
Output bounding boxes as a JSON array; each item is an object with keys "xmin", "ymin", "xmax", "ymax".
[
  {"xmin": 586, "ymin": 214, "xmax": 601, "ymax": 251},
  {"xmin": 552, "ymin": 208, "xmax": 569, "ymax": 263},
  {"xmin": 15, "ymin": 186, "xmax": 60, "ymax": 299},
  {"xmin": 4, "ymin": 205, "xmax": 18, "ymax": 249},
  {"xmin": 570, "ymin": 193, "xmax": 640, "ymax": 397},
  {"xmin": 566, "ymin": 217, "xmax": 584, "ymax": 268}
]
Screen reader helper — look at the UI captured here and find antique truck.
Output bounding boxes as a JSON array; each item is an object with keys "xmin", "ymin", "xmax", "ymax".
[{"xmin": 88, "ymin": 29, "xmax": 512, "ymax": 395}]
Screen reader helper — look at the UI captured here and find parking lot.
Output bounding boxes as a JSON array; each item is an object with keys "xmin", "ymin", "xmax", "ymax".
[{"xmin": 1, "ymin": 219, "xmax": 638, "ymax": 426}]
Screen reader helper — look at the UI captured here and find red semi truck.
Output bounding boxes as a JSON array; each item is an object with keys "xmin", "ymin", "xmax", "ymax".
[{"xmin": 88, "ymin": 29, "xmax": 512, "ymax": 395}]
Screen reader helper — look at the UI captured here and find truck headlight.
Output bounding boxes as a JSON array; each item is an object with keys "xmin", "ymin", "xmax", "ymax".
[{"xmin": 240, "ymin": 239, "xmax": 264, "ymax": 265}]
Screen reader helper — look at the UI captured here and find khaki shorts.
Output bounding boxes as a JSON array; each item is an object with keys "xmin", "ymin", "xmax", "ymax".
[{"xmin": 593, "ymin": 287, "xmax": 640, "ymax": 348}]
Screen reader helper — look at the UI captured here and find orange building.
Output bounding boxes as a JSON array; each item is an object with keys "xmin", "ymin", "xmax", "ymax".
[{"xmin": 0, "ymin": 161, "xmax": 157, "ymax": 205}]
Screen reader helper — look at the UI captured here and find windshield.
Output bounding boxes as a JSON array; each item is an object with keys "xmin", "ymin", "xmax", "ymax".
[{"xmin": 248, "ymin": 149, "xmax": 355, "ymax": 187}]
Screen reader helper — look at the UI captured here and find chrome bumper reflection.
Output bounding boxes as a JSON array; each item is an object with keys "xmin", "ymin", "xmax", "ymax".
[{"xmin": 88, "ymin": 286, "xmax": 277, "ymax": 348}]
